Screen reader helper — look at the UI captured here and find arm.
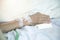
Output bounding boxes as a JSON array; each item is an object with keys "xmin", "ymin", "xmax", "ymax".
[
  {"xmin": 0, "ymin": 12, "xmax": 50, "ymax": 32},
  {"xmin": 0, "ymin": 20, "xmax": 20, "ymax": 32}
]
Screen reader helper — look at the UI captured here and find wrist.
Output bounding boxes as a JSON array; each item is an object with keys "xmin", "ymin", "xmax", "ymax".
[
  {"xmin": 23, "ymin": 15, "xmax": 32, "ymax": 26},
  {"xmin": 17, "ymin": 18, "xmax": 24, "ymax": 28}
]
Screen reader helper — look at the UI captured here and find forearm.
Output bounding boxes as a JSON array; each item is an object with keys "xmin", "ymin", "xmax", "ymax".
[
  {"xmin": 0, "ymin": 19, "xmax": 30, "ymax": 32},
  {"xmin": 0, "ymin": 20, "xmax": 20, "ymax": 32},
  {"xmin": 0, "ymin": 19, "xmax": 31, "ymax": 32}
]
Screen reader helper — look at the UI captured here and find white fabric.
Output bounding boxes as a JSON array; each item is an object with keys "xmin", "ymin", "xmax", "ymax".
[
  {"xmin": 23, "ymin": 15, "xmax": 32, "ymax": 23},
  {"xmin": 5, "ymin": 23, "xmax": 54, "ymax": 40},
  {"xmin": 18, "ymin": 18, "xmax": 24, "ymax": 27},
  {"xmin": 32, "ymin": 0, "xmax": 60, "ymax": 18},
  {"xmin": 51, "ymin": 18, "xmax": 60, "ymax": 40},
  {"xmin": 35, "ymin": 23, "xmax": 52, "ymax": 29},
  {"xmin": 6, "ymin": 30, "xmax": 15, "ymax": 40}
]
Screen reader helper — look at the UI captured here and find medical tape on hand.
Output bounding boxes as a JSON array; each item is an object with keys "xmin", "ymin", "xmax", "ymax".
[
  {"xmin": 18, "ymin": 18, "xmax": 24, "ymax": 27},
  {"xmin": 23, "ymin": 15, "xmax": 32, "ymax": 23}
]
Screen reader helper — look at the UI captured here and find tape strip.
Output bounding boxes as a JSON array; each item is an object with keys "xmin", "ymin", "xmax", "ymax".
[
  {"xmin": 23, "ymin": 15, "xmax": 32, "ymax": 23},
  {"xmin": 18, "ymin": 18, "xmax": 24, "ymax": 27}
]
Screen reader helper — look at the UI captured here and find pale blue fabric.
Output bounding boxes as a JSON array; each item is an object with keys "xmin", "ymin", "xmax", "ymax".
[{"xmin": 51, "ymin": 18, "xmax": 60, "ymax": 40}]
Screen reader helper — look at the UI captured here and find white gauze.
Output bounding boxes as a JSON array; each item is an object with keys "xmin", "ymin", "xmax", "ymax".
[
  {"xmin": 23, "ymin": 15, "xmax": 32, "ymax": 23},
  {"xmin": 18, "ymin": 18, "xmax": 24, "ymax": 27}
]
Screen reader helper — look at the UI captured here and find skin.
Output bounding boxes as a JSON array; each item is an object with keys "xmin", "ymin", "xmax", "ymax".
[{"xmin": 0, "ymin": 12, "xmax": 50, "ymax": 32}]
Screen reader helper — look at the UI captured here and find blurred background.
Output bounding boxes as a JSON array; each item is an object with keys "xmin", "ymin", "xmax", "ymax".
[{"xmin": 0, "ymin": 0, "xmax": 60, "ymax": 22}]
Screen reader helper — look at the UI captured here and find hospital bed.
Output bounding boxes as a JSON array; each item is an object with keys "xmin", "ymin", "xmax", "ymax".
[{"xmin": 4, "ymin": 18, "xmax": 60, "ymax": 40}]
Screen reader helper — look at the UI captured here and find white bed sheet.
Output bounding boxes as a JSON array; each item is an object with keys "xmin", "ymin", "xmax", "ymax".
[
  {"xmin": 5, "ymin": 23, "xmax": 53, "ymax": 40},
  {"xmin": 5, "ymin": 18, "xmax": 60, "ymax": 40}
]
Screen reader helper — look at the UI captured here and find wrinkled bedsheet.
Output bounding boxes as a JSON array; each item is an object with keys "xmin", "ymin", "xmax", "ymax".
[
  {"xmin": 5, "ymin": 24, "xmax": 52, "ymax": 40},
  {"xmin": 5, "ymin": 18, "xmax": 60, "ymax": 40}
]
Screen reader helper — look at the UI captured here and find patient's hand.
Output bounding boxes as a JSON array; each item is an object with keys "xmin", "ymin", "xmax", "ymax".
[
  {"xmin": 23, "ymin": 12, "xmax": 50, "ymax": 26},
  {"xmin": 30, "ymin": 12, "xmax": 50, "ymax": 25}
]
